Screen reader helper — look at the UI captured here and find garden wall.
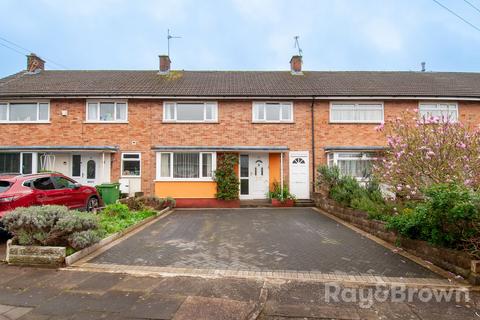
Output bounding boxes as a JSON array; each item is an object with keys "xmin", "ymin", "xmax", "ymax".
[{"xmin": 312, "ymin": 192, "xmax": 480, "ymax": 285}]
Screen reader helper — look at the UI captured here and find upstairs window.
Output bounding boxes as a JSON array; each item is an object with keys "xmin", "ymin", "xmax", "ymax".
[
  {"xmin": 86, "ymin": 101, "xmax": 127, "ymax": 122},
  {"xmin": 253, "ymin": 102, "xmax": 293, "ymax": 122},
  {"xmin": 330, "ymin": 102, "xmax": 383, "ymax": 123},
  {"xmin": 0, "ymin": 102, "xmax": 49, "ymax": 123},
  {"xmin": 163, "ymin": 102, "xmax": 218, "ymax": 122},
  {"xmin": 419, "ymin": 103, "xmax": 458, "ymax": 122}
]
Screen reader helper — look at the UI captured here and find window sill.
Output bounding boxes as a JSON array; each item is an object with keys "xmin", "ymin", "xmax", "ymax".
[
  {"xmin": 121, "ymin": 175, "xmax": 141, "ymax": 179},
  {"xmin": 0, "ymin": 121, "xmax": 51, "ymax": 124},
  {"xmin": 84, "ymin": 121, "xmax": 129, "ymax": 124},
  {"xmin": 329, "ymin": 121, "xmax": 383, "ymax": 124},
  {"xmin": 162, "ymin": 121, "xmax": 219, "ymax": 124},
  {"xmin": 252, "ymin": 121, "xmax": 294, "ymax": 124},
  {"xmin": 155, "ymin": 179, "xmax": 215, "ymax": 182}
]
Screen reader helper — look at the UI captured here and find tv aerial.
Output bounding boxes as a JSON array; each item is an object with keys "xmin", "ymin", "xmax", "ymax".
[
  {"xmin": 167, "ymin": 29, "xmax": 181, "ymax": 56},
  {"xmin": 294, "ymin": 36, "xmax": 303, "ymax": 56}
]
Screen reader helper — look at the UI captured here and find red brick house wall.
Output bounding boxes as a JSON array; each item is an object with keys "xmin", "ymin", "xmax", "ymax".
[{"xmin": 1, "ymin": 98, "xmax": 479, "ymax": 196}]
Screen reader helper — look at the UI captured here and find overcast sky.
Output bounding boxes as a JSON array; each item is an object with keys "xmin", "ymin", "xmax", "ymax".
[{"xmin": 1, "ymin": 0, "xmax": 480, "ymax": 78}]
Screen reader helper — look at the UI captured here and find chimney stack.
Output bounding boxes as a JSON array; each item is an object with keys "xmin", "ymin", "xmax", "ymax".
[
  {"xmin": 290, "ymin": 55, "xmax": 303, "ymax": 75},
  {"xmin": 421, "ymin": 62, "xmax": 426, "ymax": 72},
  {"xmin": 27, "ymin": 53, "xmax": 45, "ymax": 73},
  {"xmin": 159, "ymin": 55, "xmax": 171, "ymax": 74}
]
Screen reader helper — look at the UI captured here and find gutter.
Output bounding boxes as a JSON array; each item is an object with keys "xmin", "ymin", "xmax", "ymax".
[{"xmin": 1, "ymin": 95, "xmax": 480, "ymax": 101}]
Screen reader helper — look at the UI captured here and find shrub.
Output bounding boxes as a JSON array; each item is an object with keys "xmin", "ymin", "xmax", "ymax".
[
  {"xmin": 102, "ymin": 203, "xmax": 130, "ymax": 218},
  {"xmin": 317, "ymin": 165, "xmax": 388, "ymax": 219},
  {"xmin": 267, "ymin": 182, "xmax": 296, "ymax": 201},
  {"xmin": 2, "ymin": 205, "xmax": 100, "ymax": 250},
  {"xmin": 214, "ymin": 153, "xmax": 240, "ymax": 200},
  {"xmin": 68, "ymin": 230, "xmax": 103, "ymax": 250},
  {"xmin": 373, "ymin": 110, "xmax": 480, "ymax": 198},
  {"xmin": 137, "ymin": 195, "xmax": 176, "ymax": 210},
  {"xmin": 329, "ymin": 176, "xmax": 365, "ymax": 206},
  {"xmin": 317, "ymin": 165, "xmax": 341, "ymax": 190},
  {"xmin": 351, "ymin": 196, "xmax": 389, "ymax": 221},
  {"xmin": 119, "ymin": 197, "xmax": 145, "ymax": 211},
  {"xmin": 387, "ymin": 183, "xmax": 480, "ymax": 251}
]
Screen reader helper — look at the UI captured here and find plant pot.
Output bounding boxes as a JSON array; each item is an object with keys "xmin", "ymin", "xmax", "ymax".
[
  {"xmin": 6, "ymin": 240, "xmax": 66, "ymax": 267},
  {"xmin": 271, "ymin": 199, "xmax": 295, "ymax": 207}
]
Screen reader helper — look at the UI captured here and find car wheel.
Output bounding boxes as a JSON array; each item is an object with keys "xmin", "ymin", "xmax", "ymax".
[{"xmin": 86, "ymin": 197, "xmax": 99, "ymax": 212}]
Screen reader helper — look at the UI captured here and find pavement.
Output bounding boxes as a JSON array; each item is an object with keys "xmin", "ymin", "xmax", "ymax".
[
  {"xmin": 0, "ymin": 264, "xmax": 477, "ymax": 320},
  {"xmin": 89, "ymin": 208, "xmax": 438, "ymax": 278}
]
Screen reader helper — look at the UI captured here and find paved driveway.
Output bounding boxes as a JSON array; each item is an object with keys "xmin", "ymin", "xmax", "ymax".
[{"xmin": 90, "ymin": 208, "xmax": 438, "ymax": 278}]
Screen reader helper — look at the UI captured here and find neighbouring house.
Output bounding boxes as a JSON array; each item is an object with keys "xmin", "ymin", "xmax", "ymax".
[{"xmin": 1, "ymin": 53, "xmax": 480, "ymax": 207}]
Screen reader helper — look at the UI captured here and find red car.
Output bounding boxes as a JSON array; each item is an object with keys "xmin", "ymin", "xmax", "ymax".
[{"xmin": 0, "ymin": 173, "xmax": 101, "ymax": 218}]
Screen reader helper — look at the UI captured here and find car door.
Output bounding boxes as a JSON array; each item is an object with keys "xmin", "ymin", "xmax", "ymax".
[
  {"xmin": 32, "ymin": 177, "xmax": 65, "ymax": 206},
  {"xmin": 52, "ymin": 176, "xmax": 84, "ymax": 209}
]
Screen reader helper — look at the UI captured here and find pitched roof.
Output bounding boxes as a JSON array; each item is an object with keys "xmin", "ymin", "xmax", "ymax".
[{"xmin": 1, "ymin": 70, "xmax": 480, "ymax": 98}]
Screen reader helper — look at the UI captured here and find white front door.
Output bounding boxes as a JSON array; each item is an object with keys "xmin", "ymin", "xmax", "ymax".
[
  {"xmin": 289, "ymin": 151, "xmax": 310, "ymax": 199},
  {"xmin": 239, "ymin": 153, "xmax": 269, "ymax": 199},
  {"xmin": 71, "ymin": 154, "xmax": 100, "ymax": 186}
]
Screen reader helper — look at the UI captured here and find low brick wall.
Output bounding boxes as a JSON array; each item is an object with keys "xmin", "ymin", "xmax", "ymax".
[
  {"xmin": 313, "ymin": 193, "xmax": 480, "ymax": 284},
  {"xmin": 6, "ymin": 240, "xmax": 66, "ymax": 267}
]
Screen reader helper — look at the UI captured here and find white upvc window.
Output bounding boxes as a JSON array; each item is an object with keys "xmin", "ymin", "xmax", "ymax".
[
  {"xmin": 418, "ymin": 102, "xmax": 458, "ymax": 122},
  {"xmin": 0, "ymin": 152, "xmax": 37, "ymax": 174},
  {"xmin": 156, "ymin": 152, "xmax": 216, "ymax": 181},
  {"xmin": 121, "ymin": 153, "xmax": 141, "ymax": 177},
  {"xmin": 0, "ymin": 102, "xmax": 50, "ymax": 123},
  {"xmin": 330, "ymin": 102, "xmax": 384, "ymax": 123},
  {"xmin": 252, "ymin": 102, "xmax": 293, "ymax": 122},
  {"xmin": 163, "ymin": 102, "xmax": 218, "ymax": 122},
  {"xmin": 328, "ymin": 152, "xmax": 376, "ymax": 180},
  {"xmin": 86, "ymin": 101, "xmax": 128, "ymax": 122}
]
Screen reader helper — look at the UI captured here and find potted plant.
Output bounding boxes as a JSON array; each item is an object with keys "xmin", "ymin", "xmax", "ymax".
[{"xmin": 268, "ymin": 182, "xmax": 296, "ymax": 207}]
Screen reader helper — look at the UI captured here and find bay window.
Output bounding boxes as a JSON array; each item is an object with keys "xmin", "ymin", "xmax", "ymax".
[
  {"xmin": 156, "ymin": 152, "xmax": 216, "ymax": 180},
  {"xmin": 328, "ymin": 152, "xmax": 376, "ymax": 180},
  {"xmin": 86, "ymin": 101, "xmax": 128, "ymax": 122},
  {"xmin": 163, "ymin": 102, "xmax": 218, "ymax": 122},
  {"xmin": 419, "ymin": 102, "xmax": 458, "ymax": 122},
  {"xmin": 0, "ymin": 102, "xmax": 49, "ymax": 123},
  {"xmin": 330, "ymin": 102, "xmax": 383, "ymax": 123},
  {"xmin": 253, "ymin": 102, "xmax": 293, "ymax": 122}
]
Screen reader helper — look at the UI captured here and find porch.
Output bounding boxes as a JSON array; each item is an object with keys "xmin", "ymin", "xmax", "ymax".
[{"xmin": 0, "ymin": 146, "xmax": 116, "ymax": 186}]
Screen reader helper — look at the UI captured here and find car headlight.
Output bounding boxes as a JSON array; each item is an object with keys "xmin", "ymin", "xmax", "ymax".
[{"xmin": 0, "ymin": 196, "xmax": 17, "ymax": 203}]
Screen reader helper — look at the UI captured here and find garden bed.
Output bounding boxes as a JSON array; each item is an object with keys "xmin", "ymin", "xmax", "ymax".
[
  {"xmin": 5, "ymin": 205, "xmax": 172, "ymax": 268},
  {"xmin": 313, "ymin": 193, "xmax": 480, "ymax": 284}
]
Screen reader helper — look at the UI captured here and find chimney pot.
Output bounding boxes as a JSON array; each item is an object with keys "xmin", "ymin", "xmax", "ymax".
[
  {"xmin": 27, "ymin": 53, "xmax": 45, "ymax": 72},
  {"xmin": 290, "ymin": 55, "xmax": 303, "ymax": 74},
  {"xmin": 159, "ymin": 55, "xmax": 171, "ymax": 74}
]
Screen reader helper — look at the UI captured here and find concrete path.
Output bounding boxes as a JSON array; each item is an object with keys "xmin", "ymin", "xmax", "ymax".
[
  {"xmin": 90, "ymin": 208, "xmax": 438, "ymax": 278},
  {"xmin": 0, "ymin": 265, "xmax": 477, "ymax": 320}
]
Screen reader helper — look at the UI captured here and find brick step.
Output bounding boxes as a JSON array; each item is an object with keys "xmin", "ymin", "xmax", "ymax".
[
  {"xmin": 240, "ymin": 200, "xmax": 273, "ymax": 208},
  {"xmin": 295, "ymin": 199, "xmax": 316, "ymax": 207}
]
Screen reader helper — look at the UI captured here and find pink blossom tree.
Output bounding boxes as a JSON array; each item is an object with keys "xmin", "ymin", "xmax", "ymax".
[{"xmin": 373, "ymin": 110, "xmax": 480, "ymax": 198}]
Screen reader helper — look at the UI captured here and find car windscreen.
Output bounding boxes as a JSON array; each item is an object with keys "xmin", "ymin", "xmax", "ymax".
[{"xmin": 0, "ymin": 181, "xmax": 11, "ymax": 193}]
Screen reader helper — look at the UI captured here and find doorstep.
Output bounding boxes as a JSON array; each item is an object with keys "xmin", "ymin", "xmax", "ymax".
[{"xmin": 239, "ymin": 200, "xmax": 272, "ymax": 208}]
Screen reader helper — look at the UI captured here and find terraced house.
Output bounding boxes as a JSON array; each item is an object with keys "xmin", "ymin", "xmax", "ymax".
[{"xmin": 1, "ymin": 53, "xmax": 480, "ymax": 206}]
